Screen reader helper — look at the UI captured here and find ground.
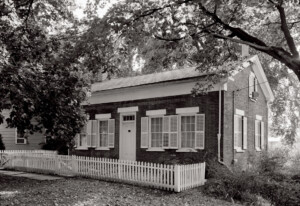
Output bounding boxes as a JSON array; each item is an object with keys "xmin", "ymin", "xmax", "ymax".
[{"xmin": 0, "ymin": 174, "xmax": 242, "ymax": 206}]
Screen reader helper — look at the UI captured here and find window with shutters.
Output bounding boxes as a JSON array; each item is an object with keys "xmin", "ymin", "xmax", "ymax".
[
  {"xmin": 255, "ymin": 119, "xmax": 264, "ymax": 151},
  {"xmin": 97, "ymin": 119, "xmax": 115, "ymax": 149},
  {"xmin": 142, "ymin": 111, "xmax": 204, "ymax": 151},
  {"xmin": 234, "ymin": 113, "xmax": 247, "ymax": 152},
  {"xmin": 76, "ymin": 117, "xmax": 115, "ymax": 150}
]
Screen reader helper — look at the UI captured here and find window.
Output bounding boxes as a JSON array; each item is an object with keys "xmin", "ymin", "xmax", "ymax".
[
  {"xmin": 99, "ymin": 120, "xmax": 108, "ymax": 147},
  {"xmin": 77, "ymin": 124, "xmax": 87, "ymax": 148},
  {"xmin": 249, "ymin": 72, "xmax": 258, "ymax": 100},
  {"xmin": 234, "ymin": 112, "xmax": 247, "ymax": 151},
  {"xmin": 150, "ymin": 117, "xmax": 163, "ymax": 147},
  {"xmin": 255, "ymin": 119, "xmax": 264, "ymax": 151},
  {"xmin": 181, "ymin": 116, "xmax": 196, "ymax": 148},
  {"xmin": 16, "ymin": 130, "xmax": 26, "ymax": 144},
  {"xmin": 141, "ymin": 110, "xmax": 205, "ymax": 151},
  {"xmin": 76, "ymin": 117, "xmax": 115, "ymax": 149}
]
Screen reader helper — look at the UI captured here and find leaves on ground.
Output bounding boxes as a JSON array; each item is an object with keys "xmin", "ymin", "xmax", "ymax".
[{"xmin": 0, "ymin": 174, "xmax": 242, "ymax": 206}]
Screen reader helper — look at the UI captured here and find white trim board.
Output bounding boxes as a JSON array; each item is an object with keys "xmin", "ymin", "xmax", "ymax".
[
  {"xmin": 146, "ymin": 109, "xmax": 166, "ymax": 116},
  {"xmin": 118, "ymin": 106, "xmax": 139, "ymax": 113},
  {"xmin": 176, "ymin": 107, "xmax": 199, "ymax": 114},
  {"xmin": 95, "ymin": 113, "xmax": 111, "ymax": 119},
  {"xmin": 235, "ymin": 109, "xmax": 245, "ymax": 116},
  {"xmin": 256, "ymin": 115, "xmax": 263, "ymax": 120}
]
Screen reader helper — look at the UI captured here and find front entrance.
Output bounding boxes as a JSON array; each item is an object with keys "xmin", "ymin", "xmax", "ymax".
[{"xmin": 119, "ymin": 114, "xmax": 136, "ymax": 161}]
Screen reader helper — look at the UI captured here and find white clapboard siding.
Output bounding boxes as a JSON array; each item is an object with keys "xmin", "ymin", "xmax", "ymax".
[{"xmin": 0, "ymin": 151, "xmax": 205, "ymax": 192}]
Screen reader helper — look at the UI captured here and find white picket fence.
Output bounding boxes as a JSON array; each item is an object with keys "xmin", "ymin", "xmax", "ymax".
[{"xmin": 0, "ymin": 152, "xmax": 205, "ymax": 192}]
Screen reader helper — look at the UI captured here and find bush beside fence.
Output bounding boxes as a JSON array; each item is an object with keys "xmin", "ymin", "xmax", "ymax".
[{"xmin": 0, "ymin": 151, "xmax": 205, "ymax": 192}]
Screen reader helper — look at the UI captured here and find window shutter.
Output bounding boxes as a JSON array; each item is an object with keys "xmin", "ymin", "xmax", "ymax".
[
  {"xmin": 261, "ymin": 121, "xmax": 264, "ymax": 149},
  {"xmin": 91, "ymin": 120, "xmax": 98, "ymax": 147},
  {"xmin": 242, "ymin": 117, "xmax": 247, "ymax": 149},
  {"xmin": 195, "ymin": 114, "xmax": 205, "ymax": 149},
  {"xmin": 249, "ymin": 74, "xmax": 254, "ymax": 97},
  {"xmin": 255, "ymin": 120, "xmax": 258, "ymax": 148},
  {"xmin": 234, "ymin": 115, "xmax": 239, "ymax": 149},
  {"xmin": 141, "ymin": 117, "xmax": 149, "ymax": 148},
  {"xmin": 169, "ymin": 115, "xmax": 178, "ymax": 148},
  {"xmin": 87, "ymin": 120, "xmax": 92, "ymax": 147},
  {"xmin": 108, "ymin": 119, "xmax": 115, "ymax": 148},
  {"xmin": 162, "ymin": 116, "xmax": 170, "ymax": 148}
]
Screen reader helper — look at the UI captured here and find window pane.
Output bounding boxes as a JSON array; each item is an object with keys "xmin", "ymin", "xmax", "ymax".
[
  {"xmin": 99, "ymin": 121, "xmax": 108, "ymax": 133},
  {"xmin": 100, "ymin": 134, "xmax": 108, "ymax": 147},
  {"xmin": 181, "ymin": 116, "xmax": 196, "ymax": 148}
]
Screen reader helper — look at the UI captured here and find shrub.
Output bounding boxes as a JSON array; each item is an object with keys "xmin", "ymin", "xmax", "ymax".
[
  {"xmin": 0, "ymin": 134, "xmax": 5, "ymax": 150},
  {"xmin": 204, "ymin": 158, "xmax": 300, "ymax": 206}
]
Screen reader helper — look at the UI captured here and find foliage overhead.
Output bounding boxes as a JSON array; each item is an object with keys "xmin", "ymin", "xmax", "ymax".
[
  {"xmin": 80, "ymin": 0, "xmax": 300, "ymax": 144},
  {"xmin": 0, "ymin": 0, "xmax": 88, "ymax": 144}
]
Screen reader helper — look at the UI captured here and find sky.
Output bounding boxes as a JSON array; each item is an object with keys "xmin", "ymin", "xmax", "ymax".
[{"xmin": 73, "ymin": 0, "xmax": 118, "ymax": 19}]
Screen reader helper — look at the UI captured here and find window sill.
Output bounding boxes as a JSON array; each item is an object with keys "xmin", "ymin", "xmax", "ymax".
[
  {"xmin": 75, "ymin": 147, "xmax": 88, "ymax": 150},
  {"xmin": 235, "ymin": 148, "xmax": 245, "ymax": 153},
  {"xmin": 15, "ymin": 143, "xmax": 27, "ymax": 145},
  {"xmin": 146, "ymin": 148, "xmax": 165, "ymax": 152},
  {"xmin": 250, "ymin": 98, "xmax": 257, "ymax": 102},
  {"xmin": 95, "ymin": 147, "xmax": 110, "ymax": 151},
  {"xmin": 255, "ymin": 148, "xmax": 262, "ymax": 152},
  {"xmin": 176, "ymin": 148, "xmax": 198, "ymax": 153}
]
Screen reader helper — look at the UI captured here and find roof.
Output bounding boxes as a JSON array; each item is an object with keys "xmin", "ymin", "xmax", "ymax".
[{"xmin": 91, "ymin": 67, "xmax": 204, "ymax": 92}]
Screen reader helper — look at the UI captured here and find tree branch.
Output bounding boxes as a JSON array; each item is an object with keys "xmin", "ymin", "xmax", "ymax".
[
  {"xmin": 276, "ymin": 4, "xmax": 299, "ymax": 57},
  {"xmin": 153, "ymin": 34, "xmax": 186, "ymax": 42},
  {"xmin": 198, "ymin": 3, "xmax": 268, "ymax": 47}
]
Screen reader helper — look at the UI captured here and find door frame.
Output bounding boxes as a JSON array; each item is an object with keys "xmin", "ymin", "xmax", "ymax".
[{"xmin": 119, "ymin": 112, "xmax": 137, "ymax": 161}]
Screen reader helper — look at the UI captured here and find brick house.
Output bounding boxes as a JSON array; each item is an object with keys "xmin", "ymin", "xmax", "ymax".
[{"xmin": 74, "ymin": 55, "xmax": 274, "ymax": 167}]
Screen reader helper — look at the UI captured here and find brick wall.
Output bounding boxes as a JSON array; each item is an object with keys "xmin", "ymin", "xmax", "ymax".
[
  {"xmin": 73, "ymin": 93, "xmax": 221, "ymax": 164},
  {"xmin": 223, "ymin": 65, "xmax": 269, "ymax": 168}
]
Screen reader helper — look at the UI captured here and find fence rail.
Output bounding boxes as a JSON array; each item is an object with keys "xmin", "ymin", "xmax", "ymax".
[
  {"xmin": 0, "ymin": 150, "xmax": 57, "ymax": 154},
  {"xmin": 0, "ymin": 151, "xmax": 205, "ymax": 192}
]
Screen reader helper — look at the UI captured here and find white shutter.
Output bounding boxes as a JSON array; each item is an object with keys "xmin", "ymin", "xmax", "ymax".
[
  {"xmin": 169, "ymin": 115, "xmax": 178, "ymax": 148},
  {"xmin": 255, "ymin": 120, "xmax": 259, "ymax": 149},
  {"xmin": 234, "ymin": 115, "xmax": 238, "ymax": 149},
  {"xmin": 195, "ymin": 114, "xmax": 205, "ymax": 149},
  {"xmin": 242, "ymin": 117, "xmax": 247, "ymax": 149},
  {"xmin": 87, "ymin": 120, "xmax": 92, "ymax": 147},
  {"xmin": 261, "ymin": 121, "xmax": 264, "ymax": 149},
  {"xmin": 162, "ymin": 116, "xmax": 170, "ymax": 148},
  {"xmin": 108, "ymin": 119, "xmax": 115, "ymax": 148},
  {"xmin": 249, "ymin": 73, "xmax": 254, "ymax": 97},
  {"xmin": 91, "ymin": 120, "xmax": 98, "ymax": 147},
  {"xmin": 141, "ymin": 117, "xmax": 149, "ymax": 148}
]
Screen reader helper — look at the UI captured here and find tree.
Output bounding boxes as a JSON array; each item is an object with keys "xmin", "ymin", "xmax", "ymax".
[
  {"xmin": 0, "ymin": 0, "xmax": 88, "ymax": 145},
  {"xmin": 79, "ymin": 0, "xmax": 300, "ymax": 144}
]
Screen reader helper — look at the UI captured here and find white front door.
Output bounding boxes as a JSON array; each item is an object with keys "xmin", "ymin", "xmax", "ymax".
[{"xmin": 119, "ymin": 114, "xmax": 136, "ymax": 161}]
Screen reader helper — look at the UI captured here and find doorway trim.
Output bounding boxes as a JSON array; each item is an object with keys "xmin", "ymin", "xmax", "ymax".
[{"xmin": 119, "ymin": 110, "xmax": 137, "ymax": 161}]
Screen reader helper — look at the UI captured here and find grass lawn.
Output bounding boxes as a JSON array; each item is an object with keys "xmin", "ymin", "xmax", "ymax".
[{"xmin": 0, "ymin": 174, "xmax": 242, "ymax": 206}]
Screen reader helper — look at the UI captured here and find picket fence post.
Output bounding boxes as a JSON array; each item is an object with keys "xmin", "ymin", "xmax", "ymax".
[{"xmin": 174, "ymin": 165, "xmax": 181, "ymax": 192}]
